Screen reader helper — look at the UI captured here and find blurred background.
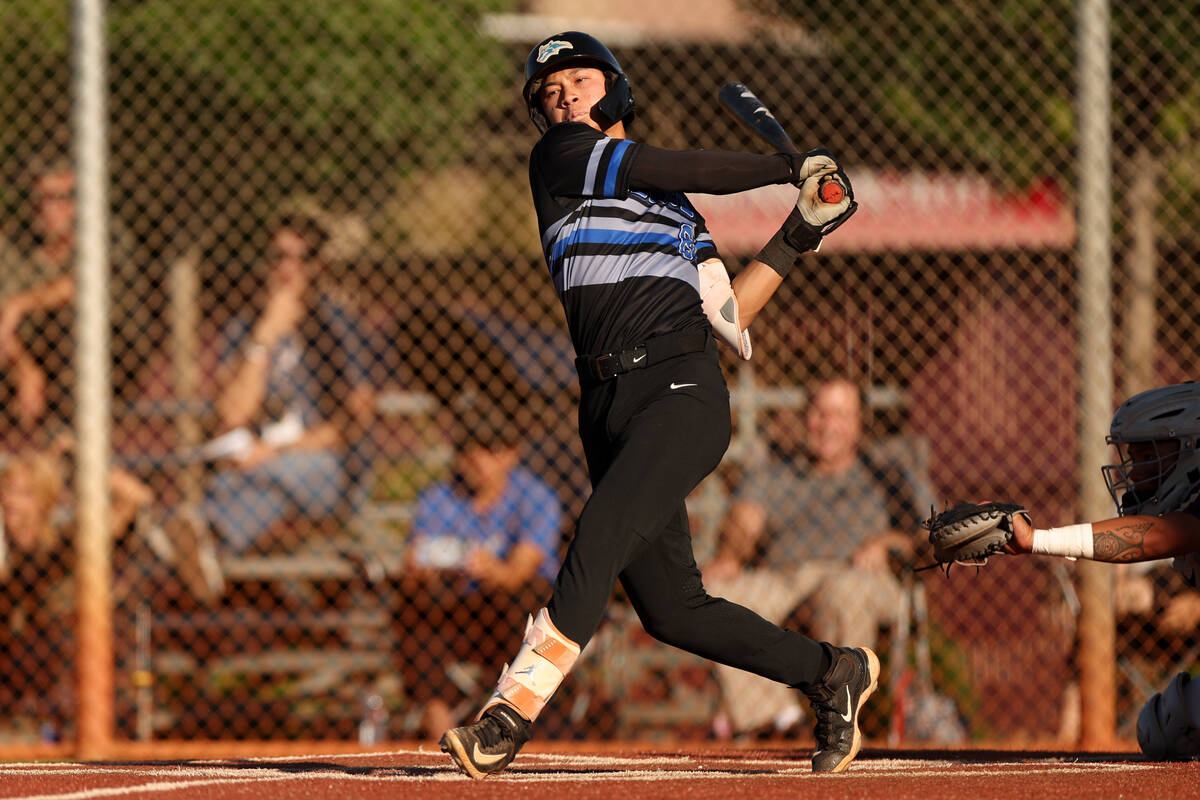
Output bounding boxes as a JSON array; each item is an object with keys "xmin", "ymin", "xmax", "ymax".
[{"xmin": 1, "ymin": 0, "xmax": 1198, "ymax": 752}]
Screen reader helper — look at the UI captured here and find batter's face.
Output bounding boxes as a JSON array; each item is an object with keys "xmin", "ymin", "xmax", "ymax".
[{"xmin": 538, "ymin": 66, "xmax": 610, "ymax": 130}]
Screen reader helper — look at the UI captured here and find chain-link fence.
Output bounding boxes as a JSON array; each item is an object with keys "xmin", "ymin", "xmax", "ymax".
[{"xmin": 1, "ymin": 0, "xmax": 1198, "ymax": 751}]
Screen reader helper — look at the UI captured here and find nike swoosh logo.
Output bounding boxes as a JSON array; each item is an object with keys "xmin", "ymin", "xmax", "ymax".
[
  {"xmin": 840, "ymin": 686, "xmax": 853, "ymax": 722},
  {"xmin": 472, "ymin": 742, "xmax": 508, "ymax": 767},
  {"xmin": 632, "ymin": 354, "xmax": 646, "ymax": 363},
  {"xmin": 670, "ymin": 382, "xmax": 697, "ymax": 390}
]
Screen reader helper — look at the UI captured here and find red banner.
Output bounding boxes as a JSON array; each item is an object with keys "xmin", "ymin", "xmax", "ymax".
[{"xmin": 692, "ymin": 171, "xmax": 1075, "ymax": 254}]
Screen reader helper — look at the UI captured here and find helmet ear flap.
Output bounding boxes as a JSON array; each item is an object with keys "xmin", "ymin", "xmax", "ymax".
[
  {"xmin": 597, "ymin": 72, "xmax": 635, "ymax": 127},
  {"xmin": 529, "ymin": 103, "xmax": 550, "ymax": 133}
]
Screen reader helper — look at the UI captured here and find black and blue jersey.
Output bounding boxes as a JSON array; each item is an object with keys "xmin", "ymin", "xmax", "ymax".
[{"xmin": 529, "ymin": 122, "xmax": 793, "ymax": 358}]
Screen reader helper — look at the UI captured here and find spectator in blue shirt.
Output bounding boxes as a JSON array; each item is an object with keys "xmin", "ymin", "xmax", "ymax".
[{"xmin": 398, "ymin": 396, "xmax": 563, "ymax": 739}]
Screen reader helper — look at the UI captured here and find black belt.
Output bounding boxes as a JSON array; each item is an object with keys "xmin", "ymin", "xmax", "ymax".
[{"xmin": 575, "ymin": 330, "xmax": 710, "ymax": 385}]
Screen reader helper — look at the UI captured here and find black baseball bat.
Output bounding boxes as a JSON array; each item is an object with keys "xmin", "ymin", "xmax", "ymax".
[
  {"xmin": 718, "ymin": 82, "xmax": 845, "ymax": 205},
  {"xmin": 718, "ymin": 82, "xmax": 798, "ymax": 154}
]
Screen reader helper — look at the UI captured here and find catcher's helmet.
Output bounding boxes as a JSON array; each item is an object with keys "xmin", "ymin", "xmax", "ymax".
[
  {"xmin": 523, "ymin": 31, "xmax": 635, "ymax": 132},
  {"xmin": 1102, "ymin": 381, "xmax": 1200, "ymax": 516}
]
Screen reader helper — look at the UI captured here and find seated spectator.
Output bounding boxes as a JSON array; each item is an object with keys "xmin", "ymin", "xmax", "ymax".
[
  {"xmin": 0, "ymin": 155, "xmax": 79, "ymax": 437},
  {"xmin": 0, "ymin": 444, "xmax": 154, "ymax": 740},
  {"xmin": 198, "ymin": 211, "xmax": 376, "ymax": 556},
  {"xmin": 396, "ymin": 396, "xmax": 562, "ymax": 740},
  {"xmin": 0, "ymin": 152, "xmax": 148, "ymax": 441},
  {"xmin": 1, "ymin": 442, "xmax": 155, "ymax": 569},
  {"xmin": 703, "ymin": 377, "xmax": 934, "ymax": 737}
]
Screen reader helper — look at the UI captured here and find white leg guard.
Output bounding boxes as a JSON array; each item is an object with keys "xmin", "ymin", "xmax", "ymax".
[
  {"xmin": 1137, "ymin": 671, "xmax": 1200, "ymax": 760},
  {"xmin": 480, "ymin": 608, "xmax": 580, "ymax": 722},
  {"xmin": 697, "ymin": 258, "xmax": 752, "ymax": 360}
]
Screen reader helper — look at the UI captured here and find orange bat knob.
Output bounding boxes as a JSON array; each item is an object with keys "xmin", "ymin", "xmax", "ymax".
[{"xmin": 819, "ymin": 181, "xmax": 844, "ymax": 204}]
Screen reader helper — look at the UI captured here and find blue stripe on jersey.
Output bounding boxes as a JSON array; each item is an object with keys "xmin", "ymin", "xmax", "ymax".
[
  {"xmin": 543, "ymin": 199, "xmax": 699, "ymax": 259},
  {"xmin": 546, "ymin": 197, "xmax": 703, "ymax": 249},
  {"xmin": 549, "ymin": 228, "xmax": 679, "ymax": 265},
  {"xmin": 542, "ymin": 195, "xmax": 710, "ymax": 296},
  {"xmin": 603, "ymin": 140, "xmax": 632, "ymax": 196}
]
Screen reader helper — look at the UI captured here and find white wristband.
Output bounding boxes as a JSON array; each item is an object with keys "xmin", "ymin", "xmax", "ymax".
[{"xmin": 1032, "ymin": 523, "xmax": 1094, "ymax": 560}]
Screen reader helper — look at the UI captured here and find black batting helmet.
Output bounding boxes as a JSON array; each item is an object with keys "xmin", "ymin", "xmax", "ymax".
[{"xmin": 523, "ymin": 31, "xmax": 636, "ymax": 132}]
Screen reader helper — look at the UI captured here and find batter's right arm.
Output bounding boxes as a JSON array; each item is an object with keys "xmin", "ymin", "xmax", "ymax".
[{"xmin": 729, "ymin": 260, "xmax": 785, "ymax": 330}]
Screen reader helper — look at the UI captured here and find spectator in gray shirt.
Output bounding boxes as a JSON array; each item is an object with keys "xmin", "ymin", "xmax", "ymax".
[{"xmin": 704, "ymin": 377, "xmax": 934, "ymax": 736}]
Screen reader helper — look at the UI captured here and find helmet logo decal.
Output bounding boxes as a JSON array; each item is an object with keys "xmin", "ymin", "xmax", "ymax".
[{"xmin": 537, "ymin": 40, "xmax": 573, "ymax": 62}]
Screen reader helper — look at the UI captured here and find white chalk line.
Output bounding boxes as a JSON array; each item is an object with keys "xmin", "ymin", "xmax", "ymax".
[
  {"xmin": 0, "ymin": 771, "xmax": 414, "ymax": 800},
  {"xmin": 1, "ymin": 765, "xmax": 1156, "ymax": 800},
  {"xmin": 0, "ymin": 750, "xmax": 1155, "ymax": 799}
]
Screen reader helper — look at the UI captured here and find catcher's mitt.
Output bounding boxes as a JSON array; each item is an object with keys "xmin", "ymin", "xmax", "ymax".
[{"xmin": 923, "ymin": 501, "xmax": 1031, "ymax": 572}]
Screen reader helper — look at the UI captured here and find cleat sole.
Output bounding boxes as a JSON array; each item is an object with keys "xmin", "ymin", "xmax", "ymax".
[{"xmin": 440, "ymin": 729, "xmax": 490, "ymax": 781}]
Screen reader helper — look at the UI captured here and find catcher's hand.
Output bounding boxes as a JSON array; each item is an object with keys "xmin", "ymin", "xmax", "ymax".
[{"xmin": 924, "ymin": 501, "xmax": 1031, "ymax": 571}]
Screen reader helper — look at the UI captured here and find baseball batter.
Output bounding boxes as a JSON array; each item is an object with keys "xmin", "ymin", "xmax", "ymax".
[{"xmin": 440, "ymin": 31, "xmax": 871, "ymax": 778}]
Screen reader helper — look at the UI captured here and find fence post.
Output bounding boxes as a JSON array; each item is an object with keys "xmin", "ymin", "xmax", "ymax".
[
  {"xmin": 73, "ymin": 0, "xmax": 114, "ymax": 760},
  {"xmin": 1075, "ymin": 0, "xmax": 1117, "ymax": 750}
]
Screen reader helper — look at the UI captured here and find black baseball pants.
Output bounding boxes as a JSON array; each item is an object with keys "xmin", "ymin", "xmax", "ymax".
[{"xmin": 546, "ymin": 337, "xmax": 830, "ymax": 688}]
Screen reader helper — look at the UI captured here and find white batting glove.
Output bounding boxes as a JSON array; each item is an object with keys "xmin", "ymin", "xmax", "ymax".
[
  {"xmin": 787, "ymin": 149, "xmax": 840, "ymax": 183},
  {"xmin": 756, "ymin": 149, "xmax": 858, "ymax": 273},
  {"xmin": 797, "ymin": 172, "xmax": 854, "ymax": 232}
]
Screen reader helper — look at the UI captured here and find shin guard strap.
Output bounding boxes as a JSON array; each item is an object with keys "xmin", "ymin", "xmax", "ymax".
[{"xmin": 481, "ymin": 608, "xmax": 580, "ymax": 722}]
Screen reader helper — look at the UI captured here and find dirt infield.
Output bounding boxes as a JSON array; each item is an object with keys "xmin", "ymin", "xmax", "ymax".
[{"xmin": 1, "ymin": 744, "xmax": 1197, "ymax": 800}]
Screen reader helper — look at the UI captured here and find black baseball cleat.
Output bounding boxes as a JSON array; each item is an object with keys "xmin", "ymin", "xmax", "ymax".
[
  {"xmin": 802, "ymin": 646, "xmax": 880, "ymax": 773},
  {"xmin": 440, "ymin": 704, "xmax": 532, "ymax": 780}
]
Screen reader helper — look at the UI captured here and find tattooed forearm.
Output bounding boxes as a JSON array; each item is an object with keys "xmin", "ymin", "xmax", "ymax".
[{"xmin": 1093, "ymin": 522, "xmax": 1153, "ymax": 562}]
